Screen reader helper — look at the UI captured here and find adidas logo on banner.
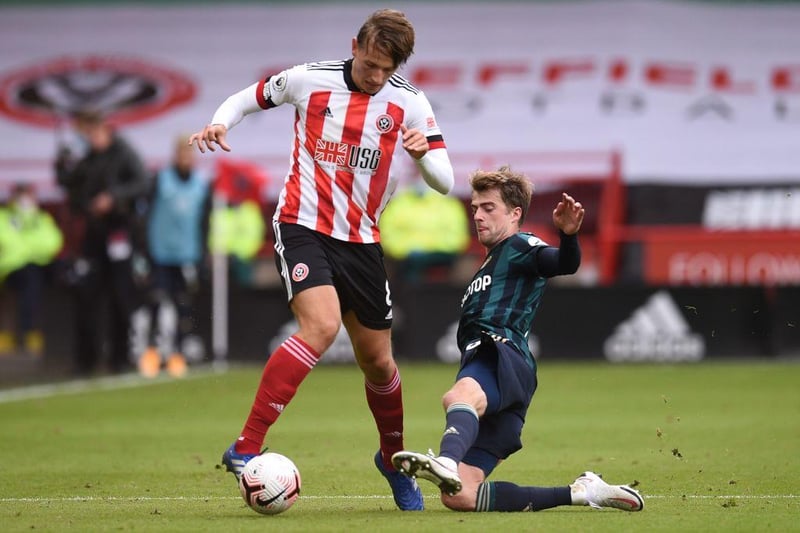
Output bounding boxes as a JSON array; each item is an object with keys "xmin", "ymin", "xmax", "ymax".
[{"xmin": 603, "ymin": 290, "xmax": 705, "ymax": 363}]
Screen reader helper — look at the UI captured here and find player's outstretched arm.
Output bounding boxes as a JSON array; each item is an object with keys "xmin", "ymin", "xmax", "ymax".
[
  {"xmin": 189, "ymin": 82, "xmax": 264, "ymax": 154},
  {"xmin": 552, "ymin": 192, "xmax": 585, "ymax": 235},
  {"xmin": 535, "ymin": 193, "xmax": 584, "ymax": 277}
]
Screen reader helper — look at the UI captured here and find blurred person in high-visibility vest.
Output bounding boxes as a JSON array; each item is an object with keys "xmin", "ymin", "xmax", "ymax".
[
  {"xmin": 380, "ymin": 177, "xmax": 469, "ymax": 284},
  {"xmin": 138, "ymin": 135, "xmax": 211, "ymax": 379},
  {"xmin": 0, "ymin": 182, "xmax": 63, "ymax": 357},
  {"xmin": 207, "ymin": 157, "xmax": 268, "ymax": 270},
  {"xmin": 208, "ymin": 200, "xmax": 265, "ymax": 264}
]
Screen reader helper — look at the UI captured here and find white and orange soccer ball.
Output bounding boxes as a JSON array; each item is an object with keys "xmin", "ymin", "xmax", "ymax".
[{"xmin": 238, "ymin": 452, "xmax": 301, "ymax": 515}]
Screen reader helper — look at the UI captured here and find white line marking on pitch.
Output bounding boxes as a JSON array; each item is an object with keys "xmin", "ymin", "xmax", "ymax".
[
  {"xmin": 1, "ymin": 494, "xmax": 798, "ymax": 503},
  {"xmin": 645, "ymin": 495, "xmax": 799, "ymax": 499},
  {"xmin": 0, "ymin": 365, "xmax": 226, "ymax": 404}
]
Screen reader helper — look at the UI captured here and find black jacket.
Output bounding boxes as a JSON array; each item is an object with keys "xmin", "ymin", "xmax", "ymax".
[{"xmin": 56, "ymin": 134, "xmax": 150, "ymax": 233}]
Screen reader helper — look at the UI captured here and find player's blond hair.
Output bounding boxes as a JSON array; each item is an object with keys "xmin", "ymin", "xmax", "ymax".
[
  {"xmin": 357, "ymin": 9, "xmax": 415, "ymax": 67},
  {"xmin": 469, "ymin": 166, "xmax": 534, "ymax": 222}
]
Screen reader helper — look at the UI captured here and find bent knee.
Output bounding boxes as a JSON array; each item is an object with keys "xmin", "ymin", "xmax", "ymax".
[
  {"xmin": 297, "ymin": 318, "xmax": 340, "ymax": 350},
  {"xmin": 441, "ymin": 388, "xmax": 464, "ymax": 411},
  {"xmin": 442, "ymin": 380, "xmax": 485, "ymax": 413},
  {"xmin": 441, "ymin": 390, "xmax": 452, "ymax": 410},
  {"xmin": 441, "ymin": 491, "xmax": 476, "ymax": 512},
  {"xmin": 358, "ymin": 354, "xmax": 394, "ymax": 373}
]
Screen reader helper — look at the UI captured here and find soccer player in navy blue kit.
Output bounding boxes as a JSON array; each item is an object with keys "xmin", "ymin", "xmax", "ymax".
[{"xmin": 393, "ymin": 166, "xmax": 644, "ymax": 512}]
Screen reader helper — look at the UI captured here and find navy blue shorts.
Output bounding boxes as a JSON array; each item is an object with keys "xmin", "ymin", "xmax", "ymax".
[
  {"xmin": 272, "ymin": 222, "xmax": 392, "ymax": 330},
  {"xmin": 456, "ymin": 333, "xmax": 538, "ymax": 476}
]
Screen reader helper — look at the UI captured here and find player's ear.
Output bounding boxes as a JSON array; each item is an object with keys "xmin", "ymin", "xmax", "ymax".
[
  {"xmin": 512, "ymin": 206, "xmax": 522, "ymax": 225},
  {"xmin": 351, "ymin": 37, "xmax": 359, "ymax": 57}
]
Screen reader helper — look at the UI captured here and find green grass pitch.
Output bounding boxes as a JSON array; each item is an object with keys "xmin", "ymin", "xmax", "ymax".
[{"xmin": 1, "ymin": 360, "xmax": 798, "ymax": 532}]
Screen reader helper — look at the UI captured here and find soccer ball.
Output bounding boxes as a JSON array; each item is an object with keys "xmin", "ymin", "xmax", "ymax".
[{"xmin": 238, "ymin": 452, "xmax": 301, "ymax": 515}]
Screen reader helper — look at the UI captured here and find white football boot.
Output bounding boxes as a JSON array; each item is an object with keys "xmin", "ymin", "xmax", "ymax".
[
  {"xmin": 392, "ymin": 450, "xmax": 462, "ymax": 496},
  {"xmin": 571, "ymin": 471, "xmax": 644, "ymax": 511}
]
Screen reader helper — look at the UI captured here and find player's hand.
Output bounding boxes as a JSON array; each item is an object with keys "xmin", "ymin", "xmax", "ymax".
[
  {"xmin": 552, "ymin": 193, "xmax": 585, "ymax": 235},
  {"xmin": 188, "ymin": 124, "xmax": 231, "ymax": 153},
  {"xmin": 400, "ymin": 124, "xmax": 429, "ymax": 160},
  {"xmin": 90, "ymin": 191, "xmax": 114, "ymax": 217}
]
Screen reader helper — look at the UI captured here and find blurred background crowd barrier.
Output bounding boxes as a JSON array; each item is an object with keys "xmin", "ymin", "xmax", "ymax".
[{"xmin": 0, "ymin": 0, "xmax": 798, "ymax": 381}]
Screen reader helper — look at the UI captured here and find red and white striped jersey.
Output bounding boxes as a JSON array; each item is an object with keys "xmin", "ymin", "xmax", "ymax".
[{"xmin": 256, "ymin": 59, "xmax": 447, "ymax": 243}]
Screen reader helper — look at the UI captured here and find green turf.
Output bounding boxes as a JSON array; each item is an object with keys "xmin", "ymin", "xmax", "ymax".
[{"xmin": 0, "ymin": 361, "xmax": 798, "ymax": 532}]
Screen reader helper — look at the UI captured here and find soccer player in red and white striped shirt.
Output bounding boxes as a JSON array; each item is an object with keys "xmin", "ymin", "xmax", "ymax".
[{"xmin": 190, "ymin": 9, "xmax": 454, "ymax": 511}]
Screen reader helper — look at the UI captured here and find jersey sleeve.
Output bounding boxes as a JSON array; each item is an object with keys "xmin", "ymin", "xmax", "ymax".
[
  {"xmin": 211, "ymin": 64, "xmax": 306, "ymax": 128},
  {"xmin": 255, "ymin": 63, "xmax": 307, "ymax": 109},
  {"xmin": 404, "ymin": 90, "xmax": 446, "ymax": 150},
  {"xmin": 532, "ymin": 232, "xmax": 582, "ymax": 278},
  {"xmin": 404, "ymin": 88, "xmax": 453, "ymax": 192},
  {"xmin": 510, "ymin": 234, "xmax": 550, "ymax": 276}
]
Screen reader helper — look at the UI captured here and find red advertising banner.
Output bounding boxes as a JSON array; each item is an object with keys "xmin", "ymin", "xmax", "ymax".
[{"xmin": 642, "ymin": 229, "xmax": 800, "ymax": 286}]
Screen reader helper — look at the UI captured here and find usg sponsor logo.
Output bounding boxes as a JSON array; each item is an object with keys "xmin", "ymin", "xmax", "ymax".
[
  {"xmin": 313, "ymin": 139, "xmax": 382, "ymax": 172},
  {"xmin": 603, "ymin": 290, "xmax": 705, "ymax": 362},
  {"xmin": 0, "ymin": 55, "xmax": 196, "ymax": 127}
]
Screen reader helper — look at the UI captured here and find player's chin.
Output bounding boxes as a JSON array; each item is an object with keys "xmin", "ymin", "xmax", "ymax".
[{"xmin": 476, "ymin": 233, "xmax": 492, "ymax": 247}]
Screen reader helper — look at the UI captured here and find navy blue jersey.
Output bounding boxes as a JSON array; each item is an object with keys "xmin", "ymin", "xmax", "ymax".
[{"xmin": 456, "ymin": 232, "xmax": 549, "ymax": 366}]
